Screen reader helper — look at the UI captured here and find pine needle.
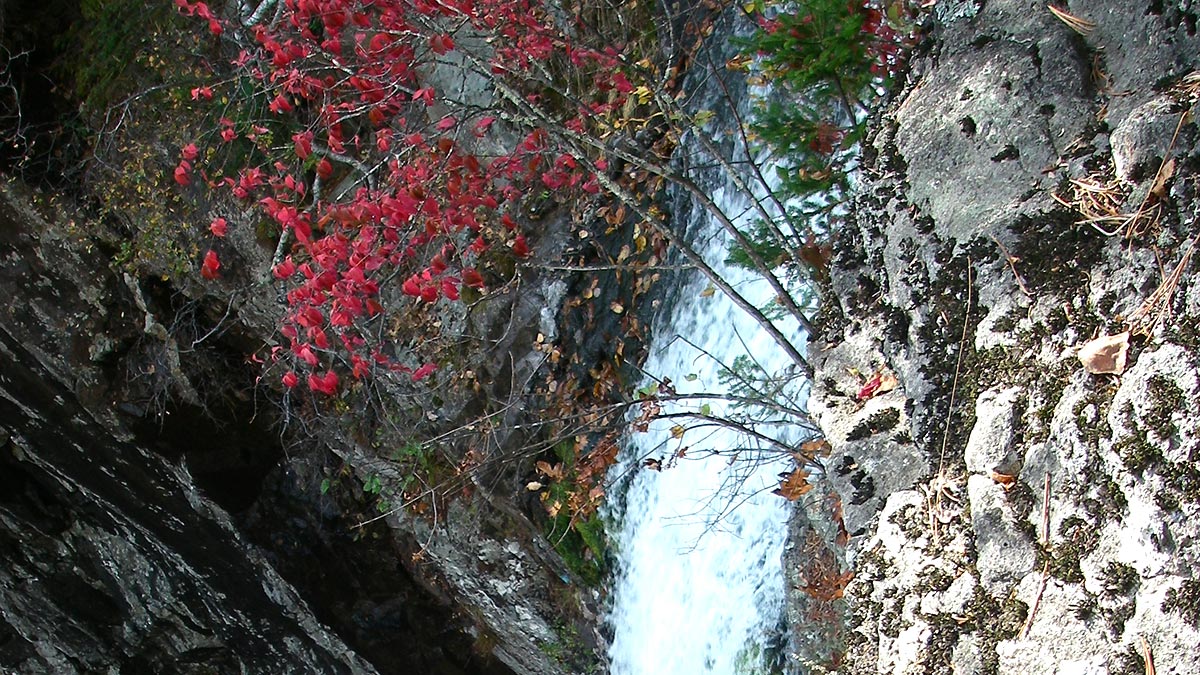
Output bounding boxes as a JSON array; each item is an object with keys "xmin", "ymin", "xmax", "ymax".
[{"xmin": 1048, "ymin": 4, "xmax": 1096, "ymax": 35}]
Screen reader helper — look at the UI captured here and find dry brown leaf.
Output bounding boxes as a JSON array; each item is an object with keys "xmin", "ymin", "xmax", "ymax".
[
  {"xmin": 775, "ymin": 469, "xmax": 813, "ymax": 501},
  {"xmin": 1150, "ymin": 158, "xmax": 1176, "ymax": 200},
  {"xmin": 797, "ymin": 438, "xmax": 833, "ymax": 460},
  {"xmin": 535, "ymin": 460, "xmax": 564, "ymax": 481},
  {"xmin": 1078, "ymin": 331, "xmax": 1130, "ymax": 375},
  {"xmin": 991, "ymin": 471, "xmax": 1017, "ymax": 489}
]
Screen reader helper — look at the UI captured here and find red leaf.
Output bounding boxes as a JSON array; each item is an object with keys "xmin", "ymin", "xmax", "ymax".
[
  {"xmin": 462, "ymin": 267, "xmax": 484, "ymax": 289},
  {"xmin": 281, "ymin": 371, "xmax": 299, "ymax": 388},
  {"xmin": 293, "ymin": 131, "xmax": 313, "ymax": 159},
  {"xmin": 200, "ymin": 249, "xmax": 220, "ymax": 279},
  {"xmin": 475, "ymin": 116, "xmax": 496, "ymax": 136},
  {"xmin": 411, "ymin": 362, "xmax": 437, "ymax": 381},
  {"xmin": 307, "ymin": 370, "xmax": 339, "ymax": 395},
  {"xmin": 294, "ymin": 344, "xmax": 319, "ymax": 366},
  {"xmin": 273, "ymin": 257, "xmax": 296, "ymax": 279},
  {"xmin": 511, "ymin": 234, "xmax": 529, "ymax": 257},
  {"xmin": 430, "ymin": 34, "xmax": 455, "ymax": 55},
  {"xmin": 316, "ymin": 158, "xmax": 333, "ymax": 180},
  {"xmin": 209, "ymin": 217, "xmax": 228, "ymax": 237}
]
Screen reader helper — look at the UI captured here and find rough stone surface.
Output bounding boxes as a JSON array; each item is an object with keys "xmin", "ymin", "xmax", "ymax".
[
  {"xmin": 0, "ymin": 169, "xmax": 585, "ymax": 674},
  {"xmin": 785, "ymin": 0, "xmax": 1200, "ymax": 672}
]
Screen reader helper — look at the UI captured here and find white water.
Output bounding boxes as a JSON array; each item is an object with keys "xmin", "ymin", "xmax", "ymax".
[{"xmin": 604, "ymin": 179, "xmax": 808, "ymax": 674}]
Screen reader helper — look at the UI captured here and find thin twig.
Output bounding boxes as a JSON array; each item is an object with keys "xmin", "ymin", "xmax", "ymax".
[
  {"xmin": 1047, "ymin": 4, "xmax": 1095, "ymax": 35},
  {"xmin": 990, "ymin": 235, "xmax": 1032, "ymax": 297},
  {"xmin": 1041, "ymin": 472, "xmax": 1051, "ymax": 546},
  {"xmin": 1126, "ymin": 110, "xmax": 1188, "ymax": 237},
  {"xmin": 933, "ymin": 259, "xmax": 973, "ymax": 536},
  {"xmin": 1021, "ymin": 561, "xmax": 1050, "ymax": 638},
  {"xmin": 1124, "ymin": 232, "xmax": 1198, "ymax": 335}
]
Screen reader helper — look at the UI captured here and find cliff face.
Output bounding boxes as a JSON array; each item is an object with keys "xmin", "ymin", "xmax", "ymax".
[
  {"xmin": 0, "ymin": 0, "xmax": 614, "ymax": 669},
  {"xmin": 0, "ymin": 185, "xmax": 380, "ymax": 673},
  {"xmin": 792, "ymin": 0, "xmax": 1200, "ymax": 672},
  {"xmin": 0, "ymin": 170, "xmax": 587, "ymax": 675}
]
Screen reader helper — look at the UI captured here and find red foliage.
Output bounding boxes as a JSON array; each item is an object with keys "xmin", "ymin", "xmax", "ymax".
[
  {"xmin": 200, "ymin": 249, "xmax": 221, "ymax": 279},
  {"xmin": 176, "ymin": 0, "xmax": 633, "ymax": 392}
]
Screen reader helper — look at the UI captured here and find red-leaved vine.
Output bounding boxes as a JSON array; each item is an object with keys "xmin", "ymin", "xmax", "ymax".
[{"xmin": 174, "ymin": 0, "xmax": 638, "ymax": 395}]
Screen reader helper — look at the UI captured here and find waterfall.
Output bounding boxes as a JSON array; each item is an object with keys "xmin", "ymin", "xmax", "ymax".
[
  {"xmin": 603, "ymin": 64, "xmax": 812, "ymax": 669},
  {"xmin": 604, "ymin": 178, "xmax": 808, "ymax": 673}
]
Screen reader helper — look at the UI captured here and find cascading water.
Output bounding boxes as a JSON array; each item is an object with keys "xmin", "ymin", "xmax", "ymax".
[{"xmin": 604, "ymin": 15, "xmax": 811, "ymax": 668}]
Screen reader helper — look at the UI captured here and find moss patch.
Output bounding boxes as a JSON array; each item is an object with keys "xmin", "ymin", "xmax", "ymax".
[
  {"xmin": 846, "ymin": 407, "xmax": 902, "ymax": 441},
  {"xmin": 1162, "ymin": 580, "xmax": 1200, "ymax": 629}
]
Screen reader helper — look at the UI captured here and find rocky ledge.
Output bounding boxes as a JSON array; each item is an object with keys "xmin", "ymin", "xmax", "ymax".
[{"xmin": 786, "ymin": 1, "xmax": 1200, "ymax": 673}]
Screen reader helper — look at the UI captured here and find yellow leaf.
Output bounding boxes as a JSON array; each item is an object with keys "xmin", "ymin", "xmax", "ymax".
[
  {"xmin": 611, "ymin": 302, "xmax": 624, "ymax": 314},
  {"xmin": 670, "ymin": 425, "xmax": 685, "ymax": 439},
  {"xmin": 699, "ymin": 285, "xmax": 716, "ymax": 298}
]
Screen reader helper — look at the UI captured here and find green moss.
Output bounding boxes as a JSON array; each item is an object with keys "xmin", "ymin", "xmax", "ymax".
[
  {"xmin": 1144, "ymin": 375, "xmax": 1183, "ymax": 439},
  {"xmin": 57, "ymin": 0, "xmax": 179, "ymax": 112},
  {"xmin": 1114, "ymin": 434, "xmax": 1164, "ymax": 477},
  {"xmin": 1109, "ymin": 644, "xmax": 1148, "ymax": 675},
  {"xmin": 1099, "ymin": 562, "xmax": 1139, "ymax": 596},
  {"xmin": 1032, "ymin": 516, "xmax": 1097, "ymax": 584},
  {"xmin": 1162, "ymin": 580, "xmax": 1200, "ymax": 629},
  {"xmin": 926, "ymin": 587, "xmax": 1028, "ymax": 675},
  {"xmin": 1072, "ymin": 383, "xmax": 1116, "ymax": 447},
  {"xmin": 1009, "ymin": 211, "xmax": 1106, "ymax": 295},
  {"xmin": 846, "ymin": 407, "xmax": 901, "ymax": 441},
  {"xmin": 1069, "ymin": 592, "xmax": 1097, "ymax": 621}
]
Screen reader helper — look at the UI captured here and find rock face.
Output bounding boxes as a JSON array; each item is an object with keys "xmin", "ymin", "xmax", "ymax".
[
  {"xmin": 0, "ymin": 185, "xmax": 378, "ymax": 673},
  {"xmin": 789, "ymin": 0, "xmax": 1200, "ymax": 672},
  {"xmin": 0, "ymin": 169, "xmax": 590, "ymax": 673}
]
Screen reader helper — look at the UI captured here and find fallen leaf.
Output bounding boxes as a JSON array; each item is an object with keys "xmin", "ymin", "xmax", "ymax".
[
  {"xmin": 1078, "ymin": 331, "xmax": 1130, "ymax": 375},
  {"xmin": 991, "ymin": 471, "xmax": 1016, "ymax": 488},
  {"xmin": 535, "ymin": 460, "xmax": 564, "ymax": 481},
  {"xmin": 774, "ymin": 468, "xmax": 813, "ymax": 501},
  {"xmin": 1150, "ymin": 158, "xmax": 1176, "ymax": 200},
  {"xmin": 799, "ymin": 438, "xmax": 833, "ymax": 458},
  {"xmin": 857, "ymin": 368, "xmax": 898, "ymax": 400},
  {"xmin": 525, "ymin": 481, "xmax": 543, "ymax": 491}
]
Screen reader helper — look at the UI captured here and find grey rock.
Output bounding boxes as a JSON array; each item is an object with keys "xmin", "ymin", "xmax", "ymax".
[
  {"xmin": 965, "ymin": 387, "xmax": 1024, "ymax": 475},
  {"xmin": 790, "ymin": 1, "xmax": 1200, "ymax": 671},
  {"xmin": 967, "ymin": 475, "xmax": 1036, "ymax": 595}
]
